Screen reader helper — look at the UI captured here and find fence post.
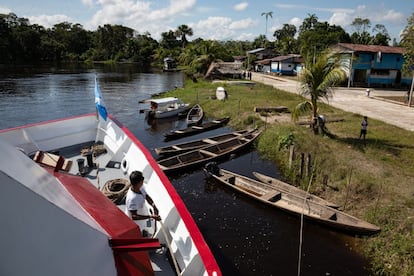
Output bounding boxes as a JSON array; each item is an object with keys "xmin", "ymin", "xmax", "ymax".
[
  {"xmin": 306, "ymin": 153, "xmax": 311, "ymax": 177},
  {"xmin": 298, "ymin": 152, "xmax": 304, "ymax": 179},
  {"xmin": 289, "ymin": 145, "xmax": 295, "ymax": 169},
  {"xmin": 322, "ymin": 174, "xmax": 328, "ymax": 191}
]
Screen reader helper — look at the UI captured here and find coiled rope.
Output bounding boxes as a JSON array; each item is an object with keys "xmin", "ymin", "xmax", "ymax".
[{"xmin": 102, "ymin": 178, "xmax": 130, "ymax": 205}]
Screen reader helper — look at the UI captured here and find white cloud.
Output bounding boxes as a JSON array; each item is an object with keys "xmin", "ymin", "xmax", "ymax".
[
  {"xmin": 379, "ymin": 10, "xmax": 405, "ymax": 24},
  {"xmin": 235, "ymin": 32, "xmax": 256, "ymax": 41},
  {"xmin": 86, "ymin": 0, "xmax": 196, "ymax": 38},
  {"xmin": 229, "ymin": 18, "xmax": 257, "ymax": 30},
  {"xmin": 275, "ymin": 4, "xmax": 307, "ymax": 9},
  {"xmin": 352, "ymin": 4, "xmax": 404, "ymax": 25},
  {"xmin": 234, "ymin": 2, "xmax": 248, "ymax": 12},
  {"xmin": 28, "ymin": 14, "xmax": 73, "ymax": 28},
  {"xmin": 191, "ymin": 16, "xmax": 257, "ymax": 40},
  {"xmin": 316, "ymin": 7, "xmax": 354, "ymax": 14},
  {"xmin": 0, "ymin": 6, "xmax": 11, "ymax": 14},
  {"xmin": 81, "ymin": 0, "xmax": 95, "ymax": 7},
  {"xmin": 289, "ymin": 17, "xmax": 302, "ymax": 28},
  {"xmin": 329, "ymin": 12, "xmax": 351, "ymax": 27},
  {"xmin": 198, "ymin": 16, "xmax": 231, "ymax": 27}
]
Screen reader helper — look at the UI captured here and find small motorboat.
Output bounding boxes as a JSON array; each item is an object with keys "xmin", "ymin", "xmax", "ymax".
[
  {"xmin": 142, "ymin": 97, "xmax": 190, "ymax": 119},
  {"xmin": 186, "ymin": 104, "xmax": 204, "ymax": 126}
]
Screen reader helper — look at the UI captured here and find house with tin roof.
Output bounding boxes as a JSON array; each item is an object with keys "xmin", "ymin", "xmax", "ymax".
[
  {"xmin": 333, "ymin": 43, "xmax": 411, "ymax": 88},
  {"xmin": 270, "ymin": 54, "xmax": 304, "ymax": 75},
  {"xmin": 204, "ymin": 61, "xmax": 243, "ymax": 79},
  {"xmin": 254, "ymin": 54, "xmax": 304, "ymax": 75}
]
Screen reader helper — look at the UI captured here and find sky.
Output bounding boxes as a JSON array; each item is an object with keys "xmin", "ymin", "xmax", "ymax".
[{"xmin": 1, "ymin": 1, "xmax": 413, "ymax": 43}]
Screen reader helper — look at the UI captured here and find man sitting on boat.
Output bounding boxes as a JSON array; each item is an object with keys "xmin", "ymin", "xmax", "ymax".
[{"xmin": 125, "ymin": 171, "xmax": 161, "ymax": 235}]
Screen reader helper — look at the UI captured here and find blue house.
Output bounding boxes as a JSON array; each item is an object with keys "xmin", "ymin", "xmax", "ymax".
[
  {"xmin": 334, "ymin": 43, "xmax": 411, "ymax": 88},
  {"xmin": 270, "ymin": 54, "xmax": 304, "ymax": 75}
]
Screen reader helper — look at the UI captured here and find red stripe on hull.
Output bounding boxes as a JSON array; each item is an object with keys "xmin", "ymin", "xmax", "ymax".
[
  {"xmin": 50, "ymin": 168, "xmax": 155, "ymax": 276},
  {"xmin": 111, "ymin": 115, "xmax": 222, "ymax": 275}
]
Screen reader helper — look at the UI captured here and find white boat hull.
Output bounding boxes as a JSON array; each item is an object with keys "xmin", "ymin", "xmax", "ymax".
[
  {"xmin": 143, "ymin": 97, "xmax": 190, "ymax": 119},
  {"xmin": 0, "ymin": 113, "xmax": 221, "ymax": 276},
  {"xmin": 146, "ymin": 106, "xmax": 189, "ymax": 118}
]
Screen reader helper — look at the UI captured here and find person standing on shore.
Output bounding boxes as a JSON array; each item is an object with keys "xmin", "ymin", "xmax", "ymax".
[{"xmin": 359, "ymin": 116, "xmax": 368, "ymax": 140}]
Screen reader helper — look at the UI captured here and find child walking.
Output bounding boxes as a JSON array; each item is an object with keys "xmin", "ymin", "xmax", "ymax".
[{"xmin": 359, "ymin": 116, "xmax": 368, "ymax": 140}]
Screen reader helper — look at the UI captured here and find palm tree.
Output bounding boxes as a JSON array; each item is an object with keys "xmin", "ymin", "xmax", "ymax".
[
  {"xmin": 261, "ymin": 11, "xmax": 273, "ymax": 37},
  {"xmin": 178, "ymin": 40, "xmax": 220, "ymax": 77},
  {"xmin": 292, "ymin": 50, "xmax": 349, "ymax": 134},
  {"xmin": 174, "ymin": 24, "xmax": 193, "ymax": 48},
  {"xmin": 299, "ymin": 13, "xmax": 318, "ymax": 33}
]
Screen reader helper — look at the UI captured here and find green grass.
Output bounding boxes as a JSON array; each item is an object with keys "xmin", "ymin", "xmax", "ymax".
[{"xmin": 160, "ymin": 79, "xmax": 414, "ymax": 275}]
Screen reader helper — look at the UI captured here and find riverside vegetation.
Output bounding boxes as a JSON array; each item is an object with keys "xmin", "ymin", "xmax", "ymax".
[{"xmin": 160, "ymin": 78, "xmax": 414, "ymax": 275}]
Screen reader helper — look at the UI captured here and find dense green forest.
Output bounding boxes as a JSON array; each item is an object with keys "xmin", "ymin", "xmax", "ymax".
[{"xmin": 1, "ymin": 12, "xmax": 412, "ymax": 76}]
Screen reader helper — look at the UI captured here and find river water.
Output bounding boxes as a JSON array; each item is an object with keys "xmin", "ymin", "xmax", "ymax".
[{"xmin": 0, "ymin": 64, "xmax": 370, "ymax": 275}]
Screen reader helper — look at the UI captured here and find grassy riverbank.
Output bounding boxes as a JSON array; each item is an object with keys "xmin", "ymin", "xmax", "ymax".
[{"xmin": 162, "ymin": 79, "xmax": 414, "ymax": 275}]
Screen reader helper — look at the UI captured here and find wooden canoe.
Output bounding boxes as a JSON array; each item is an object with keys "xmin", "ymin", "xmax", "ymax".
[
  {"xmin": 155, "ymin": 129, "xmax": 253, "ymax": 157},
  {"xmin": 204, "ymin": 167, "xmax": 380, "ymax": 236},
  {"xmin": 253, "ymin": 171, "xmax": 339, "ymax": 209},
  {"xmin": 187, "ymin": 104, "xmax": 204, "ymax": 126},
  {"xmin": 158, "ymin": 128, "xmax": 262, "ymax": 174},
  {"xmin": 164, "ymin": 117, "xmax": 230, "ymax": 141}
]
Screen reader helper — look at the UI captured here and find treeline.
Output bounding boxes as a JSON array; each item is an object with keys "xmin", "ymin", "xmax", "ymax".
[
  {"xmin": 0, "ymin": 13, "xmax": 159, "ymax": 66},
  {"xmin": 0, "ymin": 12, "xmax": 397, "ymax": 72}
]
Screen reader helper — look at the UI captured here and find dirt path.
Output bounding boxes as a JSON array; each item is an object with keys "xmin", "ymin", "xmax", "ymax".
[{"xmin": 252, "ymin": 73, "xmax": 414, "ymax": 131}]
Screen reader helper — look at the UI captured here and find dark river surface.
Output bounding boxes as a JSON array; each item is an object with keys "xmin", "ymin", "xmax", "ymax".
[{"xmin": 0, "ymin": 64, "xmax": 371, "ymax": 275}]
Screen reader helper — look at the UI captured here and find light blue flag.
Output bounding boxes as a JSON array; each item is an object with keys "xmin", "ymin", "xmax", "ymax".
[{"xmin": 94, "ymin": 77, "xmax": 108, "ymax": 121}]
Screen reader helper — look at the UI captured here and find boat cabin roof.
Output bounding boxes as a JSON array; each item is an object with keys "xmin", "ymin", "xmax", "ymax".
[{"xmin": 144, "ymin": 97, "xmax": 182, "ymax": 105}]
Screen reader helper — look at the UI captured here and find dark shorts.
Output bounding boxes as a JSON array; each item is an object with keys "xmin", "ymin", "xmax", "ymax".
[{"xmin": 360, "ymin": 129, "xmax": 367, "ymax": 134}]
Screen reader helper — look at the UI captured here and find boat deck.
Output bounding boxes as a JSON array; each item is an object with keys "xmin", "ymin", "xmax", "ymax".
[{"xmin": 31, "ymin": 141, "xmax": 175, "ymax": 275}]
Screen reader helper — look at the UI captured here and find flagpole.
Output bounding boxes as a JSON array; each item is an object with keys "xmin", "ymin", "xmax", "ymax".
[{"xmin": 94, "ymin": 76, "xmax": 108, "ymax": 142}]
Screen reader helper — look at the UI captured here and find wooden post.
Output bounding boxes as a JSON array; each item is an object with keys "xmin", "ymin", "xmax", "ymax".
[
  {"xmin": 408, "ymin": 73, "xmax": 414, "ymax": 107},
  {"xmin": 298, "ymin": 153, "xmax": 304, "ymax": 179},
  {"xmin": 289, "ymin": 145, "xmax": 295, "ymax": 169},
  {"xmin": 322, "ymin": 174, "xmax": 328, "ymax": 191},
  {"xmin": 322, "ymin": 174, "xmax": 328, "ymax": 186},
  {"xmin": 306, "ymin": 153, "xmax": 311, "ymax": 177}
]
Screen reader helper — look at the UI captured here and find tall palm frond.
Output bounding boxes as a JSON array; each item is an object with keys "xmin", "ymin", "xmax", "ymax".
[
  {"xmin": 292, "ymin": 49, "xmax": 349, "ymax": 134},
  {"xmin": 291, "ymin": 101, "xmax": 314, "ymax": 122},
  {"xmin": 261, "ymin": 11, "xmax": 273, "ymax": 36}
]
